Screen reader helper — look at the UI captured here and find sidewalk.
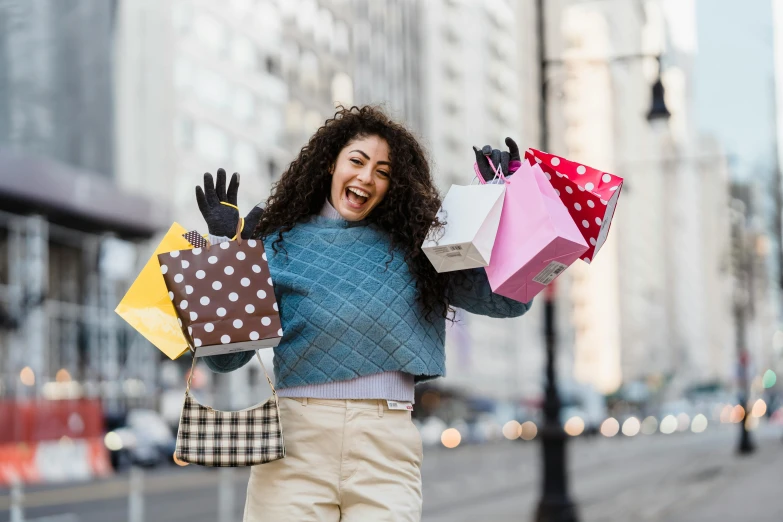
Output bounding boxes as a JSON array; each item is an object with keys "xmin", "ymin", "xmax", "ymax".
[
  {"xmin": 422, "ymin": 425, "xmax": 783, "ymax": 522},
  {"xmin": 662, "ymin": 437, "xmax": 783, "ymax": 522}
]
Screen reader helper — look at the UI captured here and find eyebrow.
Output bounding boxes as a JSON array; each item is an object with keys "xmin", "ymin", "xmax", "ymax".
[{"xmin": 350, "ymin": 149, "xmax": 391, "ymax": 167}]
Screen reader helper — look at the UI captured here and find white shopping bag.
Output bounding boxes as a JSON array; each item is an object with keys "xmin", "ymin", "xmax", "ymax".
[{"xmin": 422, "ymin": 180, "xmax": 506, "ymax": 273}]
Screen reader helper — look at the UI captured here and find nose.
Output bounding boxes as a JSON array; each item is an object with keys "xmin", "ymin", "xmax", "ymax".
[{"xmin": 356, "ymin": 166, "xmax": 374, "ymax": 186}]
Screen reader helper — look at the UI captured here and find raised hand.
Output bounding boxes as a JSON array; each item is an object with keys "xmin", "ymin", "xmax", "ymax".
[
  {"xmin": 472, "ymin": 137, "xmax": 521, "ymax": 182},
  {"xmin": 195, "ymin": 169, "xmax": 264, "ymax": 239}
]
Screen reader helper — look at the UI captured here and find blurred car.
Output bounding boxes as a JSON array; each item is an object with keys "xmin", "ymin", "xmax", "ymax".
[{"xmin": 105, "ymin": 409, "xmax": 176, "ymax": 470}]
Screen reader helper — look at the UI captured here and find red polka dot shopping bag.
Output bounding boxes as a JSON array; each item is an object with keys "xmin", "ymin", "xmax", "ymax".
[
  {"xmin": 484, "ymin": 160, "xmax": 588, "ymax": 303},
  {"xmin": 157, "ymin": 234, "xmax": 283, "ymax": 358},
  {"xmin": 524, "ymin": 149, "xmax": 623, "ymax": 264}
]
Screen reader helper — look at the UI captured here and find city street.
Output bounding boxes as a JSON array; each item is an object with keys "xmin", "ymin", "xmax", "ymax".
[{"xmin": 1, "ymin": 424, "xmax": 780, "ymax": 522}]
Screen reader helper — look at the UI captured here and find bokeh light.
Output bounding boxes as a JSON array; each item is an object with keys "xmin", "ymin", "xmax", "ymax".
[
  {"xmin": 659, "ymin": 415, "xmax": 677, "ymax": 434},
  {"xmin": 55, "ymin": 369, "xmax": 72, "ymax": 383},
  {"xmin": 621, "ymin": 417, "xmax": 640, "ymax": 437},
  {"xmin": 104, "ymin": 431, "xmax": 123, "ymax": 452},
  {"xmin": 641, "ymin": 416, "xmax": 658, "ymax": 435},
  {"xmin": 19, "ymin": 367, "xmax": 35, "ymax": 387},
  {"xmin": 751, "ymin": 399, "xmax": 767, "ymax": 418},
  {"xmin": 600, "ymin": 418, "xmax": 620, "ymax": 437},
  {"xmin": 720, "ymin": 405, "xmax": 732, "ymax": 423},
  {"xmin": 520, "ymin": 421, "xmax": 538, "ymax": 441},
  {"xmin": 676, "ymin": 413, "xmax": 690, "ymax": 432},
  {"xmin": 762, "ymin": 369, "xmax": 777, "ymax": 389},
  {"xmin": 441, "ymin": 428, "xmax": 462, "ymax": 449},
  {"xmin": 691, "ymin": 414, "xmax": 708, "ymax": 433},
  {"xmin": 730, "ymin": 405, "xmax": 745, "ymax": 424},
  {"xmin": 564, "ymin": 416, "xmax": 585, "ymax": 437},
  {"xmin": 502, "ymin": 420, "xmax": 521, "ymax": 440},
  {"xmin": 746, "ymin": 415, "xmax": 760, "ymax": 431}
]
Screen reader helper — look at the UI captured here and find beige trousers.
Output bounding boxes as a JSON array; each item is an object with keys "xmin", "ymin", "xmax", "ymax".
[{"xmin": 243, "ymin": 397, "xmax": 423, "ymax": 521}]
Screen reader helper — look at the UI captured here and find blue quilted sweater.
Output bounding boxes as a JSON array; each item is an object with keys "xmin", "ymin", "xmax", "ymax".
[{"xmin": 203, "ymin": 216, "xmax": 532, "ymax": 387}]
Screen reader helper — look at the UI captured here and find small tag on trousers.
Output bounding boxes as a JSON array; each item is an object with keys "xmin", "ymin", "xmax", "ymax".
[{"xmin": 387, "ymin": 401, "xmax": 413, "ymax": 411}]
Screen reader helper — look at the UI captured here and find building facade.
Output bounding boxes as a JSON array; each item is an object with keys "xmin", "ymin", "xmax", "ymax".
[
  {"xmin": 0, "ymin": 0, "xmax": 165, "ymax": 409},
  {"xmin": 548, "ymin": 0, "xmax": 735, "ymax": 397}
]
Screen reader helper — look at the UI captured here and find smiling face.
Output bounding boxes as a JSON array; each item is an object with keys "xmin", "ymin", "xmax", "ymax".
[{"xmin": 329, "ymin": 135, "xmax": 391, "ymax": 221}]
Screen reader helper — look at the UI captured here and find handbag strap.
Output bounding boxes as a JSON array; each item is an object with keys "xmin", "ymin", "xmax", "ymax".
[{"xmin": 186, "ymin": 349, "xmax": 276, "ymax": 396}]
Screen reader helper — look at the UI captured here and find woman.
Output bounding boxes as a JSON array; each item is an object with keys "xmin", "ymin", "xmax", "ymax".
[{"xmin": 195, "ymin": 105, "xmax": 531, "ymax": 521}]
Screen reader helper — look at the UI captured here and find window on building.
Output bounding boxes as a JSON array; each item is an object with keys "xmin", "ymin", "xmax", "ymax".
[
  {"xmin": 443, "ymin": 26, "xmax": 460, "ymax": 46},
  {"xmin": 315, "ymin": 9, "xmax": 334, "ymax": 47},
  {"xmin": 444, "ymin": 134, "xmax": 462, "ymax": 154},
  {"xmin": 304, "ymin": 110, "xmax": 323, "ymax": 134},
  {"xmin": 231, "ymin": 35, "xmax": 256, "ymax": 71},
  {"xmin": 298, "ymin": 51, "xmax": 320, "ymax": 92},
  {"xmin": 331, "ymin": 73, "xmax": 354, "ymax": 106},
  {"xmin": 285, "ymin": 101, "xmax": 304, "ymax": 133},
  {"xmin": 256, "ymin": 1, "xmax": 282, "ymax": 37},
  {"xmin": 281, "ymin": 42, "xmax": 300, "ymax": 80},
  {"xmin": 231, "ymin": 0, "xmax": 254, "ymax": 15},
  {"xmin": 172, "ymin": 2, "xmax": 193, "ymax": 34},
  {"xmin": 332, "ymin": 21, "xmax": 350, "ymax": 56},
  {"xmin": 257, "ymin": 103, "xmax": 283, "ymax": 144},
  {"xmin": 296, "ymin": 0, "xmax": 318, "ymax": 35},
  {"xmin": 194, "ymin": 14, "xmax": 228, "ymax": 56},
  {"xmin": 174, "ymin": 116, "xmax": 194, "ymax": 150},
  {"xmin": 195, "ymin": 68, "xmax": 230, "ymax": 110},
  {"xmin": 174, "ymin": 59, "xmax": 193, "ymax": 93},
  {"xmin": 263, "ymin": 55, "xmax": 280, "ymax": 76},
  {"xmin": 443, "ymin": 62, "xmax": 460, "ymax": 82},
  {"xmin": 233, "ymin": 141, "xmax": 259, "ymax": 173},
  {"xmin": 443, "ymin": 100, "xmax": 460, "ymax": 117},
  {"xmin": 353, "ymin": 24, "xmax": 371, "ymax": 57},
  {"xmin": 232, "ymin": 88, "xmax": 256, "ymax": 122},
  {"xmin": 194, "ymin": 123, "xmax": 230, "ymax": 162},
  {"xmin": 276, "ymin": 0, "xmax": 297, "ymax": 20}
]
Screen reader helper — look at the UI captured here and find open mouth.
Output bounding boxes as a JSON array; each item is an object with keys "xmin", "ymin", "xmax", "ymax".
[{"xmin": 344, "ymin": 186, "xmax": 370, "ymax": 209}]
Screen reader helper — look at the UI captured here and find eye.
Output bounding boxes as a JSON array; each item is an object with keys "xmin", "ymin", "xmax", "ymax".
[
  {"xmin": 377, "ymin": 170, "xmax": 389, "ymax": 178},
  {"xmin": 350, "ymin": 158, "xmax": 362, "ymax": 166}
]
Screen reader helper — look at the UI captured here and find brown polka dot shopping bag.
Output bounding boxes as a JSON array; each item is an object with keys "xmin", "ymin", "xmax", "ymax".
[{"xmin": 157, "ymin": 232, "xmax": 283, "ymax": 358}]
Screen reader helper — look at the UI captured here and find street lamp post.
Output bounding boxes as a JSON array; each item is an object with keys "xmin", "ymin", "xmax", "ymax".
[
  {"xmin": 729, "ymin": 198, "xmax": 756, "ymax": 455},
  {"xmin": 533, "ymin": 1, "xmax": 671, "ymax": 520}
]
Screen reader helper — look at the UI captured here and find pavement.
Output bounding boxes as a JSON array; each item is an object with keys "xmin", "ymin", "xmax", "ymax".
[{"xmin": 0, "ymin": 423, "xmax": 780, "ymax": 522}]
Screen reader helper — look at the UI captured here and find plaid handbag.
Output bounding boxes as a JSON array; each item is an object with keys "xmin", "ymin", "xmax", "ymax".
[{"xmin": 174, "ymin": 349, "xmax": 285, "ymax": 466}]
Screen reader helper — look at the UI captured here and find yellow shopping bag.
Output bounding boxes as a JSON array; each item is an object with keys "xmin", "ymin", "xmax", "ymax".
[{"xmin": 115, "ymin": 223, "xmax": 193, "ymax": 360}]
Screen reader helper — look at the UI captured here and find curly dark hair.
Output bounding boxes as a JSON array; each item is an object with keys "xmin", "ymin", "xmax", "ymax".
[{"xmin": 252, "ymin": 105, "xmax": 454, "ymax": 321}]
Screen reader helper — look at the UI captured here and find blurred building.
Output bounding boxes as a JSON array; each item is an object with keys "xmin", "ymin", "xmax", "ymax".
[
  {"xmin": 416, "ymin": 0, "xmax": 548, "ymax": 402},
  {"xmin": 351, "ymin": 0, "xmax": 423, "ymax": 132},
  {"xmin": 549, "ymin": 0, "xmax": 734, "ymax": 397},
  {"xmin": 0, "ymin": 0, "xmax": 165, "ymax": 406}
]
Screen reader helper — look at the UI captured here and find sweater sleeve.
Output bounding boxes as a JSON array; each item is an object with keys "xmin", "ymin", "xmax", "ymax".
[
  {"xmin": 447, "ymin": 268, "xmax": 533, "ymax": 318},
  {"xmin": 202, "ymin": 351, "xmax": 255, "ymax": 374}
]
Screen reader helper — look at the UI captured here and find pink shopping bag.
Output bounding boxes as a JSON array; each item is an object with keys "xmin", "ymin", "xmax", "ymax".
[
  {"xmin": 484, "ymin": 161, "xmax": 588, "ymax": 303},
  {"xmin": 525, "ymin": 149, "xmax": 623, "ymax": 264}
]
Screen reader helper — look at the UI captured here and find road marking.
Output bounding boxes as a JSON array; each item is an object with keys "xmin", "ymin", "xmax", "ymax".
[
  {"xmin": 0, "ymin": 469, "xmax": 249, "ymax": 510},
  {"xmin": 28, "ymin": 515, "xmax": 80, "ymax": 522}
]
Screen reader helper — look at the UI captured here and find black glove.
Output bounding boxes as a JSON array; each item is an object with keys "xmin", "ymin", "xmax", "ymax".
[
  {"xmin": 473, "ymin": 137, "xmax": 521, "ymax": 182},
  {"xmin": 195, "ymin": 168, "xmax": 264, "ymax": 239}
]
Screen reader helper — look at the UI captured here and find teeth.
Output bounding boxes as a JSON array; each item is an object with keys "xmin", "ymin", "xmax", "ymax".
[{"xmin": 348, "ymin": 187, "xmax": 370, "ymax": 198}]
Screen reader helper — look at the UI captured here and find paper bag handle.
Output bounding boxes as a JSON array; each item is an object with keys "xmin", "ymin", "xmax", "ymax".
[{"xmin": 472, "ymin": 155, "xmax": 507, "ymax": 185}]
